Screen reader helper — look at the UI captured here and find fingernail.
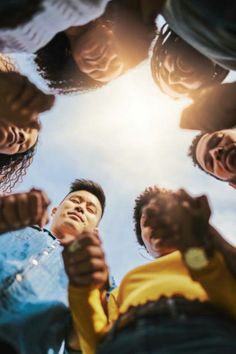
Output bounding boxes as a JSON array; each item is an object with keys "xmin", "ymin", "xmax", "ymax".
[{"xmin": 68, "ymin": 241, "xmax": 81, "ymax": 253}]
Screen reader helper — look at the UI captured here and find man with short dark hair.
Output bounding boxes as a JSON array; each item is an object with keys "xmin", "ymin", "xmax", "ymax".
[
  {"xmin": 189, "ymin": 129, "xmax": 236, "ymax": 189},
  {"xmin": 0, "ymin": 179, "xmax": 106, "ymax": 354}
]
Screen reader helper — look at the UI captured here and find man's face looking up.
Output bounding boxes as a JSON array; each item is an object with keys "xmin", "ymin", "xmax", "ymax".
[
  {"xmin": 50, "ymin": 190, "xmax": 102, "ymax": 242},
  {"xmin": 196, "ymin": 129, "xmax": 236, "ymax": 188}
]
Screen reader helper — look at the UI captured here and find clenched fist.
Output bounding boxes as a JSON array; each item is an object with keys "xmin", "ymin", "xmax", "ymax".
[
  {"xmin": 0, "ymin": 72, "xmax": 55, "ymax": 129},
  {"xmin": 63, "ymin": 229, "xmax": 109, "ymax": 289},
  {"xmin": 0, "ymin": 188, "xmax": 50, "ymax": 233}
]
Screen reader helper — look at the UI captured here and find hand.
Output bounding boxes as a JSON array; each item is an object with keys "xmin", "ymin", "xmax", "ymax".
[
  {"xmin": 0, "ymin": 72, "xmax": 55, "ymax": 129},
  {"xmin": 63, "ymin": 229, "xmax": 109, "ymax": 289},
  {"xmin": 0, "ymin": 188, "xmax": 50, "ymax": 233},
  {"xmin": 144, "ymin": 189, "xmax": 213, "ymax": 255},
  {"xmin": 180, "ymin": 82, "xmax": 236, "ymax": 132}
]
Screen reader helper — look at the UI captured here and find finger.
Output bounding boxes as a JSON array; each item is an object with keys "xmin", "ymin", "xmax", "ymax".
[
  {"xmin": 65, "ymin": 246, "xmax": 105, "ymax": 266},
  {"xmin": 198, "ymin": 195, "xmax": 211, "ymax": 220},
  {"xmin": 28, "ymin": 191, "xmax": 44, "ymax": 225},
  {"xmin": 70, "ymin": 271, "xmax": 108, "ymax": 288},
  {"xmin": 177, "ymin": 189, "xmax": 193, "ymax": 205},
  {"xmin": 6, "ymin": 75, "xmax": 27, "ymax": 105},
  {"xmin": 36, "ymin": 189, "xmax": 50, "ymax": 227},
  {"xmin": 0, "ymin": 197, "xmax": 9, "ymax": 232},
  {"xmin": 15, "ymin": 193, "xmax": 32, "ymax": 226},
  {"xmin": 38, "ymin": 209, "xmax": 49, "ymax": 228},
  {"xmin": 26, "ymin": 93, "xmax": 55, "ymax": 113},
  {"xmin": 77, "ymin": 234, "xmax": 102, "ymax": 247},
  {"xmin": 10, "ymin": 79, "xmax": 34, "ymax": 111},
  {"xmin": 67, "ymin": 258, "xmax": 106, "ymax": 277},
  {"xmin": 33, "ymin": 188, "xmax": 51, "ymax": 208},
  {"xmin": 1, "ymin": 194, "xmax": 21, "ymax": 228},
  {"xmin": 25, "ymin": 116, "xmax": 41, "ymax": 130}
]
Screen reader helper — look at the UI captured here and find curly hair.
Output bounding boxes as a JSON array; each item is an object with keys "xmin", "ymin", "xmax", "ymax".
[
  {"xmin": 34, "ymin": 32, "xmax": 105, "ymax": 95},
  {"xmin": 188, "ymin": 132, "xmax": 222, "ymax": 181},
  {"xmin": 133, "ymin": 186, "xmax": 170, "ymax": 245},
  {"xmin": 151, "ymin": 23, "xmax": 228, "ymax": 98},
  {"xmin": 0, "ymin": 0, "xmax": 43, "ymax": 29},
  {"xmin": 0, "ymin": 143, "xmax": 37, "ymax": 193}
]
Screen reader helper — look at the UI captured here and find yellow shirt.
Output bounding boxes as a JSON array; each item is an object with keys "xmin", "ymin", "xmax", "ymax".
[{"xmin": 69, "ymin": 251, "xmax": 236, "ymax": 354}]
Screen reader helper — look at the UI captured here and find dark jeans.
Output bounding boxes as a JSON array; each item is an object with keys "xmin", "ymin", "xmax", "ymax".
[{"xmin": 97, "ymin": 315, "xmax": 236, "ymax": 354}]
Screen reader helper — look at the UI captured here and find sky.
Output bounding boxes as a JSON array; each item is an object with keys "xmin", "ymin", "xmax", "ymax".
[{"xmin": 13, "ymin": 52, "xmax": 236, "ymax": 284}]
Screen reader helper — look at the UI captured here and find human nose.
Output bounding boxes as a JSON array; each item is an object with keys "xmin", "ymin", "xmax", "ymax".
[
  {"xmin": 209, "ymin": 146, "xmax": 223, "ymax": 161},
  {"xmin": 18, "ymin": 130, "xmax": 26, "ymax": 144},
  {"xmin": 74, "ymin": 204, "xmax": 84, "ymax": 214}
]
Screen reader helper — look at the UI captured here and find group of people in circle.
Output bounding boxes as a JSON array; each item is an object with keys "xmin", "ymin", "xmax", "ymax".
[{"xmin": 0, "ymin": 1, "xmax": 236, "ymax": 353}]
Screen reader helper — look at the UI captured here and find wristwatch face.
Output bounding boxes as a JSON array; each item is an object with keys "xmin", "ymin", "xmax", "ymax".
[{"xmin": 184, "ymin": 247, "xmax": 209, "ymax": 270}]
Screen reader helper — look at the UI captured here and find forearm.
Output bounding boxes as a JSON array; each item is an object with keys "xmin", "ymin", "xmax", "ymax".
[
  {"xmin": 69, "ymin": 286, "xmax": 110, "ymax": 354},
  {"xmin": 210, "ymin": 225, "xmax": 236, "ymax": 279},
  {"xmin": 188, "ymin": 251, "xmax": 236, "ymax": 317}
]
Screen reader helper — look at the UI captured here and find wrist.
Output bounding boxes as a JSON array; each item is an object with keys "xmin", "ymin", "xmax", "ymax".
[{"xmin": 183, "ymin": 247, "xmax": 210, "ymax": 270}]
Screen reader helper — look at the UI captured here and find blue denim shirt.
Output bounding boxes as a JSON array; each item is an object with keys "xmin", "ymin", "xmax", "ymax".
[{"xmin": 0, "ymin": 227, "xmax": 70, "ymax": 354}]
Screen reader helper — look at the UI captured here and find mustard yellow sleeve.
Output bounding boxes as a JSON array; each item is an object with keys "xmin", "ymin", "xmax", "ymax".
[
  {"xmin": 68, "ymin": 285, "xmax": 109, "ymax": 354},
  {"xmin": 107, "ymin": 287, "xmax": 119, "ymax": 322},
  {"xmin": 189, "ymin": 251, "xmax": 236, "ymax": 317}
]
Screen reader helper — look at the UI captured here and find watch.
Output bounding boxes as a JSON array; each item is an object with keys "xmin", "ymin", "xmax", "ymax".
[{"xmin": 183, "ymin": 247, "xmax": 209, "ymax": 270}]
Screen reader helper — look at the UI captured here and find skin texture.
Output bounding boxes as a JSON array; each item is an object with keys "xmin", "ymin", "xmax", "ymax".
[
  {"xmin": 67, "ymin": 23, "xmax": 124, "ymax": 83},
  {"xmin": 0, "ymin": 120, "xmax": 38, "ymax": 155},
  {"xmin": 57, "ymin": 190, "xmax": 108, "ymax": 287},
  {"xmin": 157, "ymin": 38, "xmax": 220, "ymax": 99},
  {"xmin": 196, "ymin": 129, "xmax": 236, "ymax": 187},
  {"xmin": 50, "ymin": 190, "xmax": 102, "ymax": 244},
  {"xmin": 0, "ymin": 188, "xmax": 50, "ymax": 233}
]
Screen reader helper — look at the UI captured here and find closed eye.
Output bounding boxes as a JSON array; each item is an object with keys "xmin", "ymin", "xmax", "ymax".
[{"xmin": 207, "ymin": 133, "xmax": 224, "ymax": 150}]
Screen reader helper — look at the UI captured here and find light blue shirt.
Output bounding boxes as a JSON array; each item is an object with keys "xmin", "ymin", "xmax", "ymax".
[{"xmin": 0, "ymin": 226, "xmax": 70, "ymax": 354}]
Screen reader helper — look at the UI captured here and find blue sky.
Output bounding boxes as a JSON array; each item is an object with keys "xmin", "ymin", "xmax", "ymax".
[{"xmin": 13, "ymin": 53, "xmax": 236, "ymax": 283}]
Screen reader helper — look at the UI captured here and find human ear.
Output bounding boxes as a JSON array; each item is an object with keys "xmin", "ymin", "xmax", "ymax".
[{"xmin": 51, "ymin": 207, "xmax": 57, "ymax": 216}]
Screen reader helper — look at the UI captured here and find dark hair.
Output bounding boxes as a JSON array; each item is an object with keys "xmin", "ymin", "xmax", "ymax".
[
  {"xmin": 188, "ymin": 132, "xmax": 222, "ymax": 181},
  {"xmin": 151, "ymin": 24, "xmax": 228, "ymax": 98},
  {"xmin": 34, "ymin": 32, "xmax": 104, "ymax": 95},
  {"xmin": 0, "ymin": 0, "xmax": 43, "ymax": 29},
  {"xmin": 133, "ymin": 186, "xmax": 170, "ymax": 245},
  {"xmin": 69, "ymin": 179, "xmax": 106, "ymax": 216},
  {"xmin": 0, "ymin": 144, "xmax": 37, "ymax": 193}
]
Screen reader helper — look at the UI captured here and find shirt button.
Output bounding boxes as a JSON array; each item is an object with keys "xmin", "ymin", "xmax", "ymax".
[
  {"xmin": 31, "ymin": 259, "xmax": 38, "ymax": 266},
  {"xmin": 43, "ymin": 251, "xmax": 49, "ymax": 256},
  {"xmin": 16, "ymin": 274, "xmax": 23, "ymax": 282}
]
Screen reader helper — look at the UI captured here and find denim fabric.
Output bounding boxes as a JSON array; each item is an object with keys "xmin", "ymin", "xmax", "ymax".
[
  {"xmin": 0, "ymin": 227, "xmax": 70, "ymax": 354},
  {"xmin": 97, "ymin": 315, "xmax": 236, "ymax": 354},
  {"xmin": 162, "ymin": 0, "xmax": 236, "ymax": 70}
]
